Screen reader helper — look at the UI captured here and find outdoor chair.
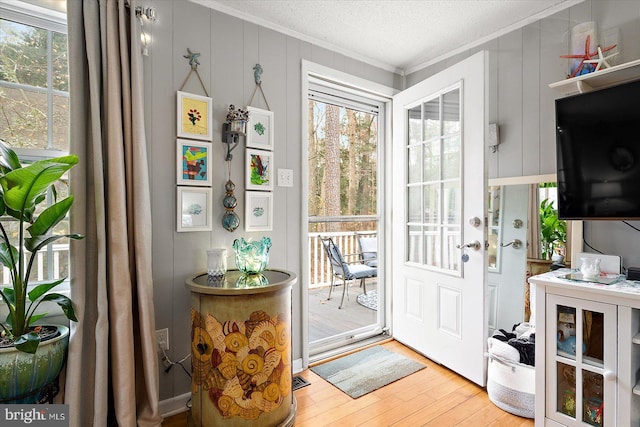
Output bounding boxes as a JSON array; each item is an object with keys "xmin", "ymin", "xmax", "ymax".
[
  {"xmin": 356, "ymin": 233, "xmax": 377, "ymax": 268},
  {"xmin": 320, "ymin": 237, "xmax": 377, "ymax": 309}
]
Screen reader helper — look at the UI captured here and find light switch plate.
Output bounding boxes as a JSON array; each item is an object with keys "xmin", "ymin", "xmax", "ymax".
[{"xmin": 278, "ymin": 168, "xmax": 293, "ymax": 187}]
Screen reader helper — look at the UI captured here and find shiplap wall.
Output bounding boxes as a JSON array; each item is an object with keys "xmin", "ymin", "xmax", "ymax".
[
  {"xmin": 406, "ymin": 1, "xmax": 640, "ymax": 277},
  {"xmin": 145, "ymin": 0, "xmax": 401, "ymax": 401},
  {"xmin": 146, "ymin": 0, "xmax": 640, "ymax": 404}
]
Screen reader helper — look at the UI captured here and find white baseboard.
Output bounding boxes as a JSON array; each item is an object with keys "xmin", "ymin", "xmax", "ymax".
[
  {"xmin": 293, "ymin": 358, "xmax": 303, "ymax": 374},
  {"xmin": 159, "ymin": 392, "xmax": 191, "ymax": 418}
]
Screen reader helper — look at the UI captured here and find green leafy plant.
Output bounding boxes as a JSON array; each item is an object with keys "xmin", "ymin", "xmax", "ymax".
[
  {"xmin": 0, "ymin": 140, "xmax": 84, "ymax": 353},
  {"xmin": 540, "ymin": 198, "xmax": 567, "ymax": 260}
]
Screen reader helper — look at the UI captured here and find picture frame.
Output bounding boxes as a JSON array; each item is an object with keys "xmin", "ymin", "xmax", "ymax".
[
  {"xmin": 176, "ymin": 139, "xmax": 212, "ymax": 186},
  {"xmin": 177, "ymin": 91, "xmax": 213, "ymax": 141},
  {"xmin": 246, "ymin": 148, "xmax": 274, "ymax": 191},
  {"xmin": 246, "ymin": 106, "xmax": 274, "ymax": 150},
  {"xmin": 177, "ymin": 187, "xmax": 212, "ymax": 232},
  {"xmin": 245, "ymin": 191, "xmax": 273, "ymax": 232}
]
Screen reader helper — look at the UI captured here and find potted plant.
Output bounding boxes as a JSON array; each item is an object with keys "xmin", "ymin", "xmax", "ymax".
[
  {"xmin": 540, "ymin": 198, "xmax": 567, "ymax": 261},
  {"xmin": 0, "ymin": 140, "xmax": 83, "ymax": 403}
]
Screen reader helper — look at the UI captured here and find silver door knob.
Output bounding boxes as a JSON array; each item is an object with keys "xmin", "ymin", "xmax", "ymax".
[
  {"xmin": 500, "ymin": 239, "xmax": 522, "ymax": 249},
  {"xmin": 456, "ymin": 240, "xmax": 481, "ymax": 251}
]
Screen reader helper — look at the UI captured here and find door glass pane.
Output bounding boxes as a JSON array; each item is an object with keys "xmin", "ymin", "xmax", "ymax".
[
  {"xmin": 424, "ymin": 184, "xmax": 440, "ymax": 223},
  {"xmin": 583, "ymin": 310, "xmax": 604, "ymax": 367},
  {"xmin": 443, "ymin": 181, "xmax": 460, "ymax": 224},
  {"xmin": 424, "ymin": 226, "xmax": 440, "ymax": 267},
  {"xmin": 408, "ymin": 105, "xmax": 421, "ymax": 144},
  {"xmin": 408, "ymin": 145, "xmax": 421, "ymax": 183},
  {"xmin": 443, "ymin": 225, "xmax": 461, "ymax": 270},
  {"xmin": 583, "ymin": 370, "xmax": 604, "ymax": 427},
  {"xmin": 408, "ymin": 225, "xmax": 422, "ymax": 263},
  {"xmin": 423, "ymin": 139, "xmax": 440, "ymax": 182},
  {"xmin": 423, "ymin": 98, "xmax": 440, "ymax": 141},
  {"xmin": 442, "ymin": 136, "xmax": 460, "ymax": 180},
  {"xmin": 557, "ymin": 362, "xmax": 577, "ymax": 419},
  {"xmin": 442, "ymin": 89, "xmax": 460, "ymax": 135},
  {"xmin": 408, "ymin": 185, "xmax": 421, "ymax": 223},
  {"xmin": 405, "ymin": 86, "xmax": 461, "ymax": 274}
]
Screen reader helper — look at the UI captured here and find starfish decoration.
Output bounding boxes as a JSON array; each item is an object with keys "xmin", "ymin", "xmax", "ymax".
[
  {"xmin": 183, "ymin": 48, "xmax": 201, "ymax": 70},
  {"xmin": 583, "ymin": 45, "xmax": 619, "ymax": 71},
  {"xmin": 560, "ymin": 35, "xmax": 617, "ymax": 78}
]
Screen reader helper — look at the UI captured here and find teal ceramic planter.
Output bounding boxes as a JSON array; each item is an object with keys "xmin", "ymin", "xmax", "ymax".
[{"xmin": 0, "ymin": 325, "xmax": 69, "ymax": 403}]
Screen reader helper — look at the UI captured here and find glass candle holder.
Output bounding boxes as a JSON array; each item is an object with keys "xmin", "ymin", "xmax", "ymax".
[
  {"xmin": 233, "ymin": 237, "xmax": 272, "ymax": 275},
  {"xmin": 207, "ymin": 248, "xmax": 227, "ymax": 277}
]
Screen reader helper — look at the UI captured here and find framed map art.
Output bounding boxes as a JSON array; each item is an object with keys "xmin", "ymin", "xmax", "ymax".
[{"xmin": 177, "ymin": 91, "xmax": 213, "ymax": 141}]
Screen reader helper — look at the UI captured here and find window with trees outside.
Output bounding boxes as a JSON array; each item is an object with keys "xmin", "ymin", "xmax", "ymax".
[{"xmin": 0, "ymin": 5, "xmax": 70, "ymax": 288}]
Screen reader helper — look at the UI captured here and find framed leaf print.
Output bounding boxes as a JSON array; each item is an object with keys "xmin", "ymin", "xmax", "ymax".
[
  {"xmin": 176, "ymin": 139, "xmax": 212, "ymax": 186},
  {"xmin": 246, "ymin": 106, "xmax": 274, "ymax": 150},
  {"xmin": 177, "ymin": 187, "xmax": 212, "ymax": 232},
  {"xmin": 177, "ymin": 91, "xmax": 213, "ymax": 141},
  {"xmin": 246, "ymin": 148, "xmax": 273, "ymax": 191},
  {"xmin": 245, "ymin": 191, "xmax": 273, "ymax": 232}
]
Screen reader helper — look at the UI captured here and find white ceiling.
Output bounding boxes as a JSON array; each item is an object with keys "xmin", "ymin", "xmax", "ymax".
[{"xmin": 191, "ymin": 0, "xmax": 582, "ymax": 74}]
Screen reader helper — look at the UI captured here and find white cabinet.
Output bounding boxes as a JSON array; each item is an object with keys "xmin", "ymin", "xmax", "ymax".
[{"xmin": 530, "ymin": 272, "xmax": 640, "ymax": 427}]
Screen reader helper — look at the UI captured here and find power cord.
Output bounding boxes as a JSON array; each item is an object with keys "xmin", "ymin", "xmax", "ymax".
[
  {"xmin": 159, "ymin": 346, "xmax": 191, "ymax": 379},
  {"xmin": 623, "ymin": 220, "xmax": 640, "ymax": 232}
]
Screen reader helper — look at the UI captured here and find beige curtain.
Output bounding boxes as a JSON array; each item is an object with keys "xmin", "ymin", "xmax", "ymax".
[
  {"xmin": 66, "ymin": 0, "xmax": 161, "ymax": 425},
  {"xmin": 527, "ymin": 184, "xmax": 542, "ymax": 259}
]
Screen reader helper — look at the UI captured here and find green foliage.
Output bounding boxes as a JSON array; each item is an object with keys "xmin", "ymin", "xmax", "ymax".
[
  {"xmin": 0, "ymin": 140, "xmax": 83, "ymax": 353},
  {"xmin": 0, "ymin": 18, "xmax": 69, "ymax": 149},
  {"xmin": 539, "ymin": 198, "xmax": 567, "ymax": 260},
  {"xmin": 308, "ymin": 100, "xmax": 378, "ymax": 222}
]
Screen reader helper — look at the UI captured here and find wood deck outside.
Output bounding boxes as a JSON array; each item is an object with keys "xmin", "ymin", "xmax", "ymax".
[{"xmin": 308, "ymin": 279, "xmax": 379, "ymax": 343}]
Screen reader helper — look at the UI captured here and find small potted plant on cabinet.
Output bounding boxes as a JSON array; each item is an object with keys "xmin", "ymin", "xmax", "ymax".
[{"xmin": 0, "ymin": 140, "xmax": 84, "ymax": 403}]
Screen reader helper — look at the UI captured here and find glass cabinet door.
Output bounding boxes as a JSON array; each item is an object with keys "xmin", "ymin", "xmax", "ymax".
[{"xmin": 546, "ymin": 294, "xmax": 617, "ymax": 426}]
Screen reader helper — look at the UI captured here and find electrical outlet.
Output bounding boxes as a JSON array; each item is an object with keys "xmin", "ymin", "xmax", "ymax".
[{"xmin": 156, "ymin": 328, "xmax": 169, "ymax": 352}]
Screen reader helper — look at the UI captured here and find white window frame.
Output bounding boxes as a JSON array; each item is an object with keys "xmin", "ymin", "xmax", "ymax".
[{"xmin": 0, "ymin": 1, "xmax": 71, "ymax": 301}]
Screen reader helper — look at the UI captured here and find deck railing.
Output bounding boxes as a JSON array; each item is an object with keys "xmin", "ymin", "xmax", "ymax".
[
  {"xmin": 308, "ymin": 230, "xmax": 376, "ymax": 288},
  {"xmin": 1, "ymin": 243, "xmax": 69, "ymax": 285}
]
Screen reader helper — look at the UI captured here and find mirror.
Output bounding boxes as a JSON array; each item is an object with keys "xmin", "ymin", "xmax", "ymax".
[{"xmin": 487, "ymin": 174, "xmax": 582, "ymax": 335}]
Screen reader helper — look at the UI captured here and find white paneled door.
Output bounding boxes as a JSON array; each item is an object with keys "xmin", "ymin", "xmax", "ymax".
[{"xmin": 392, "ymin": 52, "xmax": 488, "ymax": 386}]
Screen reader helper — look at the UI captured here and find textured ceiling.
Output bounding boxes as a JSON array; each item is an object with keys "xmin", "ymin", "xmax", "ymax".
[{"xmin": 191, "ymin": 0, "xmax": 582, "ymax": 74}]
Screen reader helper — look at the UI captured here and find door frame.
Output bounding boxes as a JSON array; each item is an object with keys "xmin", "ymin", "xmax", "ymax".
[{"xmin": 300, "ymin": 60, "xmax": 397, "ymax": 368}]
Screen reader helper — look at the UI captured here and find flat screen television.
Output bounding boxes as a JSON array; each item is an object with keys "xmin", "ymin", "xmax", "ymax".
[{"xmin": 555, "ymin": 79, "xmax": 640, "ymax": 219}]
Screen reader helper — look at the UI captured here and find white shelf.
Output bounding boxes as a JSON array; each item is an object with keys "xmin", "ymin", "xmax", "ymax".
[
  {"xmin": 633, "ymin": 332, "xmax": 640, "ymax": 345},
  {"xmin": 549, "ymin": 59, "xmax": 640, "ymax": 96}
]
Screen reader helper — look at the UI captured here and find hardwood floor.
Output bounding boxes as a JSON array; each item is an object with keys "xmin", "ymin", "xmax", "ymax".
[{"xmin": 162, "ymin": 340, "xmax": 534, "ymax": 426}]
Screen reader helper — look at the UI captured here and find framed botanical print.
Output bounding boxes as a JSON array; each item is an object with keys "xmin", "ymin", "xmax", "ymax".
[
  {"xmin": 177, "ymin": 187, "xmax": 212, "ymax": 232},
  {"xmin": 245, "ymin": 148, "xmax": 273, "ymax": 191},
  {"xmin": 177, "ymin": 91, "xmax": 213, "ymax": 141},
  {"xmin": 245, "ymin": 191, "xmax": 273, "ymax": 232},
  {"xmin": 176, "ymin": 139, "xmax": 212, "ymax": 186},
  {"xmin": 246, "ymin": 106, "xmax": 274, "ymax": 150}
]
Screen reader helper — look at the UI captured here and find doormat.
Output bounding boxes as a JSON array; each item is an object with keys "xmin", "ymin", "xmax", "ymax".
[
  {"xmin": 292, "ymin": 375, "xmax": 311, "ymax": 391},
  {"xmin": 356, "ymin": 290, "xmax": 377, "ymax": 310},
  {"xmin": 310, "ymin": 346, "xmax": 426, "ymax": 398}
]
